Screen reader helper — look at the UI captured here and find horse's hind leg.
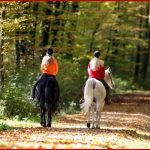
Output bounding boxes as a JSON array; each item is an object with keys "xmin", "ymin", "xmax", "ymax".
[
  {"xmin": 40, "ymin": 101, "xmax": 46, "ymax": 127},
  {"xmin": 96, "ymin": 110, "xmax": 100, "ymax": 129},
  {"xmin": 46, "ymin": 105, "xmax": 52, "ymax": 127},
  {"xmin": 96, "ymin": 104, "xmax": 100, "ymax": 129},
  {"xmin": 91, "ymin": 104, "xmax": 95, "ymax": 129},
  {"xmin": 45, "ymin": 86, "xmax": 52, "ymax": 127},
  {"xmin": 87, "ymin": 107, "xmax": 91, "ymax": 128},
  {"xmin": 47, "ymin": 116, "xmax": 51, "ymax": 127}
]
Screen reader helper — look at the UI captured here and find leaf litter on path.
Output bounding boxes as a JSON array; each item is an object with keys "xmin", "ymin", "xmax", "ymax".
[{"xmin": 0, "ymin": 93, "xmax": 150, "ymax": 149}]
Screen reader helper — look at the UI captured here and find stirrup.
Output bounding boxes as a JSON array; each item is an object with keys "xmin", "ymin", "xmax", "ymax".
[{"xmin": 79, "ymin": 99, "xmax": 85, "ymax": 104}]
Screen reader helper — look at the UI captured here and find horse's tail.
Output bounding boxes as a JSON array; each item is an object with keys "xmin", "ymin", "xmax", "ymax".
[
  {"xmin": 80, "ymin": 78, "xmax": 95, "ymax": 112},
  {"xmin": 31, "ymin": 81, "xmax": 38, "ymax": 100}
]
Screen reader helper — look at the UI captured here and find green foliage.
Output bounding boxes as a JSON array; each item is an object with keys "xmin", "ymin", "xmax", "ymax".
[
  {"xmin": 0, "ymin": 63, "xmax": 39, "ymax": 118},
  {"xmin": 0, "ymin": 52, "xmax": 90, "ymax": 117},
  {"xmin": 25, "ymin": 114, "xmax": 40, "ymax": 123},
  {"xmin": 0, "ymin": 2, "xmax": 149, "ymax": 118},
  {"xmin": 56, "ymin": 54, "xmax": 89, "ymax": 113},
  {"xmin": 0, "ymin": 123, "xmax": 14, "ymax": 131},
  {"xmin": 112, "ymin": 76, "xmax": 135, "ymax": 94}
]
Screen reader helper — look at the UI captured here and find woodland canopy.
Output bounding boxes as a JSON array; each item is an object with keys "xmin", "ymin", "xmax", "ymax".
[{"xmin": 0, "ymin": 2, "xmax": 149, "ymax": 118}]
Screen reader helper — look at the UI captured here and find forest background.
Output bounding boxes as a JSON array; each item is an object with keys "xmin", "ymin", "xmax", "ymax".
[{"xmin": 0, "ymin": 1, "xmax": 149, "ymax": 120}]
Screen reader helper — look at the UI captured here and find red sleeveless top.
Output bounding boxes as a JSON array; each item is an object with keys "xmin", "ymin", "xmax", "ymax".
[{"xmin": 88, "ymin": 63, "xmax": 105, "ymax": 80}]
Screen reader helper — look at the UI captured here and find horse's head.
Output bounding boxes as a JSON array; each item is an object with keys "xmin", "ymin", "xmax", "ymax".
[{"xmin": 105, "ymin": 67, "xmax": 115, "ymax": 89}]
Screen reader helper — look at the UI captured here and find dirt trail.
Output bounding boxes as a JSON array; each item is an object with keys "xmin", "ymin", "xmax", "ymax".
[{"xmin": 0, "ymin": 93, "xmax": 150, "ymax": 149}]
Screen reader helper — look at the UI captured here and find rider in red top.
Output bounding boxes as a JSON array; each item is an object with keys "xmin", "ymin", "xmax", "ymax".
[
  {"xmin": 87, "ymin": 50, "xmax": 111, "ymax": 105},
  {"xmin": 88, "ymin": 61, "xmax": 105, "ymax": 80}
]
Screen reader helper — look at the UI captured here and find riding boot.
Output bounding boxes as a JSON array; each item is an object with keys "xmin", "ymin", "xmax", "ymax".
[
  {"xmin": 105, "ymin": 95, "xmax": 111, "ymax": 105},
  {"xmin": 79, "ymin": 98, "xmax": 85, "ymax": 104},
  {"xmin": 105, "ymin": 87, "xmax": 111, "ymax": 105},
  {"xmin": 100, "ymin": 79, "xmax": 111, "ymax": 105}
]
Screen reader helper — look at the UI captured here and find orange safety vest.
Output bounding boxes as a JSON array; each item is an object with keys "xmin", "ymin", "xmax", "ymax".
[{"xmin": 41, "ymin": 57, "xmax": 58, "ymax": 76}]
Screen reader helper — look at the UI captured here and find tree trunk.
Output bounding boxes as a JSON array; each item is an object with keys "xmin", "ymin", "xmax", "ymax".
[
  {"xmin": 51, "ymin": 2, "xmax": 61, "ymax": 47},
  {"xmin": 89, "ymin": 23, "xmax": 100, "ymax": 53},
  {"xmin": 66, "ymin": 2, "xmax": 79, "ymax": 52},
  {"xmin": 31, "ymin": 2, "xmax": 39, "ymax": 63},
  {"xmin": 0, "ymin": 9, "xmax": 5, "ymax": 91},
  {"xmin": 142, "ymin": 4, "xmax": 150, "ymax": 80},
  {"xmin": 59, "ymin": 2, "xmax": 68, "ymax": 49},
  {"xmin": 41, "ymin": 2, "xmax": 53, "ymax": 47},
  {"xmin": 15, "ymin": 31, "xmax": 20, "ymax": 70},
  {"xmin": 134, "ymin": 8, "xmax": 143, "ymax": 82}
]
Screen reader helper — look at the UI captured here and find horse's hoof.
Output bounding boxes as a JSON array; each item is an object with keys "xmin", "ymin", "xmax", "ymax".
[
  {"xmin": 41, "ymin": 122, "xmax": 46, "ymax": 127},
  {"xmin": 46, "ymin": 123, "xmax": 51, "ymax": 127},
  {"xmin": 87, "ymin": 123, "xmax": 90, "ymax": 128},
  {"xmin": 96, "ymin": 126, "xmax": 100, "ymax": 129}
]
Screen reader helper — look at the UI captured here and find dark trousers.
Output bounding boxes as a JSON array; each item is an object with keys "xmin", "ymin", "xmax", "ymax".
[
  {"xmin": 99, "ymin": 79, "xmax": 110, "ymax": 101},
  {"xmin": 32, "ymin": 73, "xmax": 55, "ymax": 99}
]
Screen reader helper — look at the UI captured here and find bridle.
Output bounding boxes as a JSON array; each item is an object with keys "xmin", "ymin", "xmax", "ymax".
[{"xmin": 105, "ymin": 68, "xmax": 115, "ymax": 89}]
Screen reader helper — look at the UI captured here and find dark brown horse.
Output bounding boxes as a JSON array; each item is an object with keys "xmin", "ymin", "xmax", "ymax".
[{"xmin": 32, "ymin": 74, "xmax": 59, "ymax": 127}]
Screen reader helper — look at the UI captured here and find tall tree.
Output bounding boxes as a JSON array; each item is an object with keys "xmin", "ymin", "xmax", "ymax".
[
  {"xmin": 51, "ymin": 1, "xmax": 61, "ymax": 47},
  {"xmin": 134, "ymin": 6, "xmax": 143, "ymax": 82},
  {"xmin": 59, "ymin": 2, "xmax": 68, "ymax": 50},
  {"xmin": 142, "ymin": 3, "xmax": 150, "ymax": 80},
  {"xmin": 41, "ymin": 2, "xmax": 53, "ymax": 47},
  {"xmin": 30, "ymin": 2, "xmax": 39, "ymax": 63},
  {"xmin": 89, "ymin": 22, "xmax": 100, "ymax": 52},
  {"xmin": 0, "ymin": 7, "xmax": 5, "ymax": 91},
  {"xmin": 15, "ymin": 31, "xmax": 21, "ymax": 70},
  {"xmin": 66, "ymin": 2, "xmax": 79, "ymax": 52}
]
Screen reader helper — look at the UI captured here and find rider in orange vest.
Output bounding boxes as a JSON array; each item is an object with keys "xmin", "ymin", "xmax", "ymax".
[
  {"xmin": 32, "ymin": 47, "xmax": 58, "ymax": 99},
  {"xmin": 41, "ymin": 48, "xmax": 58, "ymax": 77}
]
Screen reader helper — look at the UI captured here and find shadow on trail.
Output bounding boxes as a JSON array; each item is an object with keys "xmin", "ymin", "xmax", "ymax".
[{"xmin": 28, "ymin": 126, "xmax": 150, "ymax": 141}]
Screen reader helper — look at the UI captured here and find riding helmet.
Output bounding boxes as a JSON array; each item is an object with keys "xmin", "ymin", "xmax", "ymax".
[
  {"xmin": 47, "ymin": 48, "xmax": 54, "ymax": 56},
  {"xmin": 94, "ymin": 50, "xmax": 100, "ymax": 58}
]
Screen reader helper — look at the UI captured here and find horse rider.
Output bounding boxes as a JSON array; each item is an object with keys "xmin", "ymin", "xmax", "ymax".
[
  {"xmin": 32, "ymin": 47, "xmax": 58, "ymax": 99},
  {"xmin": 80, "ymin": 50, "xmax": 111, "ymax": 105},
  {"xmin": 41, "ymin": 47, "xmax": 58, "ymax": 78}
]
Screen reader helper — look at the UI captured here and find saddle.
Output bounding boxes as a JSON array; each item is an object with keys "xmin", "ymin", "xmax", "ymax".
[{"xmin": 32, "ymin": 73, "xmax": 56, "ymax": 100}]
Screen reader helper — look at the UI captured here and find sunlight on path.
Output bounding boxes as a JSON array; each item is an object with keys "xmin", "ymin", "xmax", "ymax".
[{"xmin": 0, "ymin": 94, "xmax": 150, "ymax": 148}]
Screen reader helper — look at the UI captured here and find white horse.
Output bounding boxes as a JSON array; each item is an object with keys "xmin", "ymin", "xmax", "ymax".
[{"xmin": 80, "ymin": 67, "xmax": 115, "ymax": 129}]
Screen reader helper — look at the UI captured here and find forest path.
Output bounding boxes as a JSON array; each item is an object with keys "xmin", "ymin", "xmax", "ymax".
[{"xmin": 0, "ymin": 93, "xmax": 150, "ymax": 148}]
